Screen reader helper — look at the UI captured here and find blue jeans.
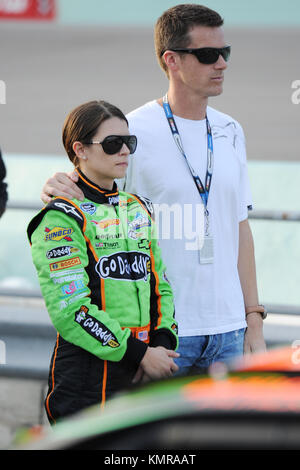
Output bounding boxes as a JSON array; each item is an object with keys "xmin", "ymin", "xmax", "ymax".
[{"xmin": 174, "ymin": 328, "xmax": 246, "ymax": 376}]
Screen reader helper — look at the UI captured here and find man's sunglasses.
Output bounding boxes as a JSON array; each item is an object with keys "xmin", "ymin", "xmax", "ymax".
[
  {"xmin": 85, "ymin": 135, "xmax": 137, "ymax": 155},
  {"xmin": 162, "ymin": 46, "xmax": 231, "ymax": 65}
]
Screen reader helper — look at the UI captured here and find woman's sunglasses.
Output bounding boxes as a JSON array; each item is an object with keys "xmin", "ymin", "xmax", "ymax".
[
  {"xmin": 162, "ymin": 46, "xmax": 231, "ymax": 65},
  {"xmin": 85, "ymin": 135, "xmax": 137, "ymax": 155}
]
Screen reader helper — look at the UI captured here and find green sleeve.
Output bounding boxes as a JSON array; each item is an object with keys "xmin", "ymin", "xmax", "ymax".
[{"xmin": 30, "ymin": 208, "xmax": 146, "ymax": 363}]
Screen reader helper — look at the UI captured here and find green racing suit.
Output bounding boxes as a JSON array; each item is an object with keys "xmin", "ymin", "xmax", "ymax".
[{"xmin": 27, "ymin": 169, "xmax": 178, "ymax": 423}]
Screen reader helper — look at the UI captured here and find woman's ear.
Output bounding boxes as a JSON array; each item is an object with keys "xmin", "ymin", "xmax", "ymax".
[{"xmin": 73, "ymin": 141, "xmax": 87, "ymax": 161}]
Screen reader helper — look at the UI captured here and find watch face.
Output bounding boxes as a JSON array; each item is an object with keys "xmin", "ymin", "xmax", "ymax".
[{"xmin": 260, "ymin": 305, "xmax": 267, "ymax": 319}]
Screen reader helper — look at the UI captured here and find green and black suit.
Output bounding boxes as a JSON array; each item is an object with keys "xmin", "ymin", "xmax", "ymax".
[{"xmin": 27, "ymin": 169, "xmax": 178, "ymax": 424}]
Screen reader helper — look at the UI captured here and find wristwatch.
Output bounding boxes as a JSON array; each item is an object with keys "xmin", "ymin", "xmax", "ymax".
[{"xmin": 245, "ymin": 305, "xmax": 267, "ymax": 320}]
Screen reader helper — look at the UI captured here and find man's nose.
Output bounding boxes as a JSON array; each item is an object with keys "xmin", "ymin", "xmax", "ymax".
[{"xmin": 214, "ymin": 55, "xmax": 228, "ymax": 70}]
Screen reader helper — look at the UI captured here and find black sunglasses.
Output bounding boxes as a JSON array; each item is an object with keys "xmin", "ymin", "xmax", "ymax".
[
  {"xmin": 163, "ymin": 46, "xmax": 231, "ymax": 65},
  {"xmin": 85, "ymin": 135, "xmax": 137, "ymax": 155}
]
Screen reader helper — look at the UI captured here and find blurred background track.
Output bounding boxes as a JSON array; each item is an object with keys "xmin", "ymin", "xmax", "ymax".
[{"xmin": 0, "ymin": 23, "xmax": 299, "ymax": 160}]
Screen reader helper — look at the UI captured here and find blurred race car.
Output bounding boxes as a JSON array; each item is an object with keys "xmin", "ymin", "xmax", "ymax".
[{"xmin": 14, "ymin": 346, "xmax": 300, "ymax": 450}]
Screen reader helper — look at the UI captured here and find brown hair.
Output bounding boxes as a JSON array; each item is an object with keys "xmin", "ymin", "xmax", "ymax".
[
  {"xmin": 154, "ymin": 4, "xmax": 224, "ymax": 76},
  {"xmin": 62, "ymin": 100, "xmax": 128, "ymax": 167}
]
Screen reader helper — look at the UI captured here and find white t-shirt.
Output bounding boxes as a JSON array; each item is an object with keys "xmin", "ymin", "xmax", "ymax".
[{"xmin": 121, "ymin": 100, "xmax": 252, "ymax": 336}]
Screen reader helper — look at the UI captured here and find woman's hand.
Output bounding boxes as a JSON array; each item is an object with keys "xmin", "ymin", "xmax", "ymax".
[{"xmin": 139, "ymin": 346, "xmax": 179, "ymax": 380}]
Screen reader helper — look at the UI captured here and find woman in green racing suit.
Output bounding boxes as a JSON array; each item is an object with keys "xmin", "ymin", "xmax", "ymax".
[{"xmin": 27, "ymin": 100, "xmax": 179, "ymax": 425}]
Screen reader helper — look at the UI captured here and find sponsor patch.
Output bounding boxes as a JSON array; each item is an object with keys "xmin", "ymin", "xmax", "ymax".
[
  {"xmin": 128, "ymin": 212, "xmax": 150, "ymax": 240},
  {"xmin": 95, "ymin": 241, "xmax": 120, "ymax": 249},
  {"xmin": 138, "ymin": 239, "xmax": 150, "ymax": 250},
  {"xmin": 50, "ymin": 267, "xmax": 84, "ymax": 279},
  {"xmin": 49, "ymin": 256, "xmax": 81, "ymax": 272},
  {"xmin": 44, "ymin": 226, "xmax": 74, "ymax": 242},
  {"xmin": 46, "ymin": 245, "xmax": 79, "ymax": 260},
  {"xmin": 95, "ymin": 251, "xmax": 151, "ymax": 282},
  {"xmin": 92, "ymin": 218, "xmax": 120, "ymax": 230},
  {"xmin": 53, "ymin": 202, "xmax": 83, "ymax": 220},
  {"xmin": 119, "ymin": 198, "xmax": 130, "ymax": 208},
  {"xmin": 74, "ymin": 305, "xmax": 120, "ymax": 348},
  {"xmin": 95, "ymin": 233, "xmax": 123, "ymax": 240},
  {"xmin": 80, "ymin": 202, "xmax": 97, "ymax": 215},
  {"xmin": 59, "ymin": 291, "xmax": 88, "ymax": 310},
  {"xmin": 107, "ymin": 195, "xmax": 119, "ymax": 206},
  {"xmin": 52, "ymin": 272, "xmax": 84, "ymax": 285},
  {"xmin": 61, "ymin": 279, "xmax": 85, "ymax": 296},
  {"xmin": 137, "ymin": 330, "xmax": 148, "ymax": 342}
]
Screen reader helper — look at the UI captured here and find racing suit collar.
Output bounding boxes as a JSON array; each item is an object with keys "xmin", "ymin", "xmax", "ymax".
[{"xmin": 76, "ymin": 168, "xmax": 119, "ymax": 206}]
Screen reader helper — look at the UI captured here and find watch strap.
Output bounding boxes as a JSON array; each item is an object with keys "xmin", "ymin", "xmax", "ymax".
[{"xmin": 245, "ymin": 305, "xmax": 267, "ymax": 320}]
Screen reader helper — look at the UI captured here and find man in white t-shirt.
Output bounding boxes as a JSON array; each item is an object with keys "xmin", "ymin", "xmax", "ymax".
[{"xmin": 41, "ymin": 4, "xmax": 266, "ymax": 375}]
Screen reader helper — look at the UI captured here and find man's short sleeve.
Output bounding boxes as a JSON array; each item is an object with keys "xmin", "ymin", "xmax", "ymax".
[{"xmin": 234, "ymin": 122, "xmax": 253, "ymax": 222}]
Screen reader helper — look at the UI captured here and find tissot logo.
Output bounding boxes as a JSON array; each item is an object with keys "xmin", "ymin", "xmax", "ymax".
[{"xmin": 95, "ymin": 251, "xmax": 151, "ymax": 282}]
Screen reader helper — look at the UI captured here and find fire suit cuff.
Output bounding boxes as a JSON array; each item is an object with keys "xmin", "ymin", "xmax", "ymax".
[
  {"xmin": 150, "ymin": 329, "xmax": 177, "ymax": 350},
  {"xmin": 123, "ymin": 335, "xmax": 148, "ymax": 367}
]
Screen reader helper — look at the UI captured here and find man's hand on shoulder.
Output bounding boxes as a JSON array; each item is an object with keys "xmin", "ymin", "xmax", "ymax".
[{"xmin": 41, "ymin": 170, "xmax": 84, "ymax": 203}]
